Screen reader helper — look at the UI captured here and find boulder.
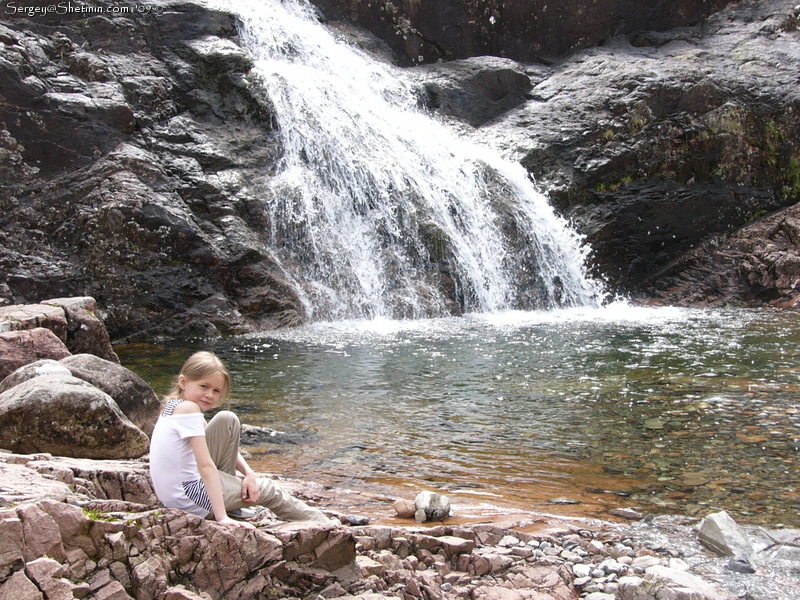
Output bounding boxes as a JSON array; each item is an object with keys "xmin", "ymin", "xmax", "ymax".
[
  {"xmin": 416, "ymin": 56, "xmax": 533, "ymax": 127},
  {"xmin": 414, "ymin": 491, "xmax": 451, "ymax": 523},
  {"xmin": 0, "ymin": 328, "xmax": 71, "ymax": 381},
  {"xmin": 644, "ymin": 566, "xmax": 734, "ymax": 600},
  {"xmin": 0, "ymin": 359, "xmax": 72, "ymax": 396},
  {"xmin": 0, "ymin": 374, "xmax": 149, "ymax": 459},
  {"xmin": 59, "ymin": 354, "xmax": 160, "ymax": 437},
  {"xmin": 43, "ymin": 297, "xmax": 119, "ymax": 363},
  {"xmin": 393, "ymin": 498, "xmax": 416, "ymax": 519},
  {"xmin": 0, "ymin": 303, "xmax": 68, "ymax": 340},
  {"xmin": 697, "ymin": 511, "xmax": 754, "ymax": 559}
]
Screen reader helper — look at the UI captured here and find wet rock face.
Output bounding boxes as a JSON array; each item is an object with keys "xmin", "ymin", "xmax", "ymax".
[
  {"xmin": 0, "ymin": 2, "xmax": 304, "ymax": 341},
  {"xmin": 417, "ymin": 0, "xmax": 800, "ymax": 304},
  {"xmin": 309, "ymin": 0, "xmax": 737, "ymax": 65}
]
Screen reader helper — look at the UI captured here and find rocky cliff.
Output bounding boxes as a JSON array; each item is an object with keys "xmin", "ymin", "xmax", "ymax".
[
  {"xmin": 308, "ymin": 0, "xmax": 738, "ymax": 65},
  {"xmin": 1, "ymin": 1, "xmax": 302, "ymax": 341},
  {"xmin": 407, "ymin": 0, "xmax": 800, "ymax": 306},
  {"xmin": 1, "ymin": 0, "xmax": 798, "ymax": 344}
]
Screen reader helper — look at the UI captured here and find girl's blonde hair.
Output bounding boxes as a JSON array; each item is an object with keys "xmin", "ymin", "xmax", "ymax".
[{"xmin": 164, "ymin": 351, "xmax": 231, "ymax": 403}]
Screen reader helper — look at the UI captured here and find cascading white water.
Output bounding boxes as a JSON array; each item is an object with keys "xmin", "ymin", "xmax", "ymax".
[{"xmin": 205, "ymin": 0, "xmax": 606, "ymax": 320}]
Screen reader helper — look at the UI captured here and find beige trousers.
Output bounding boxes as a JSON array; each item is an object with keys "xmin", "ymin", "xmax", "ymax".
[{"xmin": 205, "ymin": 411, "xmax": 330, "ymax": 523}]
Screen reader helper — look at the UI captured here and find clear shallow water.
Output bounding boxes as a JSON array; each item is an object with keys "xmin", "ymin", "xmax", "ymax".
[{"xmin": 119, "ymin": 305, "xmax": 800, "ymax": 527}]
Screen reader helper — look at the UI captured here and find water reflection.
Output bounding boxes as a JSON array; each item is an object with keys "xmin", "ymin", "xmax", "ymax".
[{"xmin": 119, "ymin": 306, "xmax": 800, "ymax": 526}]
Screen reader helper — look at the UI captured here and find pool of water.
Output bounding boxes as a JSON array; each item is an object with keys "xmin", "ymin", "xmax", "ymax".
[{"xmin": 118, "ymin": 304, "xmax": 800, "ymax": 527}]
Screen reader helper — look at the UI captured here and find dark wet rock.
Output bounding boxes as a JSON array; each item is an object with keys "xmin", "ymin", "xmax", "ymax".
[
  {"xmin": 416, "ymin": 56, "xmax": 533, "ymax": 127},
  {"xmin": 309, "ymin": 0, "xmax": 737, "ymax": 65},
  {"xmin": 646, "ymin": 201, "xmax": 800, "ymax": 307},
  {"xmin": 725, "ymin": 557, "xmax": 756, "ymax": 574},
  {"xmin": 419, "ymin": 0, "xmax": 800, "ymax": 304},
  {"xmin": 240, "ymin": 424, "xmax": 308, "ymax": 446},
  {"xmin": 0, "ymin": 1, "xmax": 304, "ymax": 342}
]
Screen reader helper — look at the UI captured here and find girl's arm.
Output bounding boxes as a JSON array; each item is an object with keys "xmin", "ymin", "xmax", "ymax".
[
  {"xmin": 189, "ymin": 436, "xmax": 255, "ymax": 530},
  {"xmin": 236, "ymin": 453, "xmax": 259, "ymax": 504}
]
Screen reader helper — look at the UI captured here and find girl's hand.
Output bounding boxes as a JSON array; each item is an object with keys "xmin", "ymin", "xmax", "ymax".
[
  {"xmin": 218, "ymin": 516, "xmax": 256, "ymax": 530},
  {"xmin": 242, "ymin": 473, "xmax": 259, "ymax": 504}
]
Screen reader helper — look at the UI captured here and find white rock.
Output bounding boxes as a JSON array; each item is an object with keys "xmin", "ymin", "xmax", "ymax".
[
  {"xmin": 498, "ymin": 535, "xmax": 520, "ymax": 547},
  {"xmin": 697, "ymin": 510, "xmax": 754, "ymax": 558},
  {"xmin": 573, "ymin": 563, "xmax": 593, "ymax": 578},
  {"xmin": 632, "ymin": 555, "xmax": 663, "ymax": 569}
]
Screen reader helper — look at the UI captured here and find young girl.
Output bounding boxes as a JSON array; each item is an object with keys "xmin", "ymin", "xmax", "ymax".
[{"xmin": 149, "ymin": 351, "xmax": 331, "ymax": 529}]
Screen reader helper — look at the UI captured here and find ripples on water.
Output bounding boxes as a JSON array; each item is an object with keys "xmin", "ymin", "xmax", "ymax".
[{"xmin": 120, "ymin": 305, "xmax": 800, "ymax": 526}]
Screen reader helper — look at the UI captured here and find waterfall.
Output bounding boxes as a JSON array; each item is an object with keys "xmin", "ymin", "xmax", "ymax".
[{"xmin": 205, "ymin": 0, "xmax": 606, "ymax": 321}]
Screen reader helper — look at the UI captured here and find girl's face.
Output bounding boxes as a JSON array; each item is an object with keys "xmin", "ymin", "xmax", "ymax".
[{"xmin": 179, "ymin": 372, "xmax": 227, "ymax": 412}]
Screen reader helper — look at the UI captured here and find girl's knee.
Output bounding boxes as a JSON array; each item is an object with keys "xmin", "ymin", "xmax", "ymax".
[{"xmin": 209, "ymin": 410, "xmax": 240, "ymax": 428}]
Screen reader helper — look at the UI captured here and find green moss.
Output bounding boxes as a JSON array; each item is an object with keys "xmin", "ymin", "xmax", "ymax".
[
  {"xmin": 83, "ymin": 508, "xmax": 114, "ymax": 522},
  {"xmin": 762, "ymin": 120, "xmax": 784, "ymax": 168},
  {"xmin": 629, "ymin": 115, "xmax": 647, "ymax": 133},
  {"xmin": 782, "ymin": 154, "xmax": 800, "ymax": 200}
]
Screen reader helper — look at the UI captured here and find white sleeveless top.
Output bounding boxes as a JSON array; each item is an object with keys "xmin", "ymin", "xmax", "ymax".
[{"xmin": 149, "ymin": 398, "xmax": 212, "ymax": 516}]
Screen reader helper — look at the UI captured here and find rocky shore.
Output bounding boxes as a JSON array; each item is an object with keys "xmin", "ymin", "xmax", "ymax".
[
  {"xmin": 2, "ymin": 298, "xmax": 799, "ymax": 600},
  {"xmin": 3, "ymin": 449, "xmax": 800, "ymax": 600}
]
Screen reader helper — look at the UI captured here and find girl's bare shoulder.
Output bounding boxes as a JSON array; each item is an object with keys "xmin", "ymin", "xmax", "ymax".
[{"xmin": 172, "ymin": 400, "xmax": 201, "ymax": 415}]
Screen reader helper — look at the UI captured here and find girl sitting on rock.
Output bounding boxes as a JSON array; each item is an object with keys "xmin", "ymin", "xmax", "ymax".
[{"xmin": 149, "ymin": 351, "xmax": 332, "ymax": 529}]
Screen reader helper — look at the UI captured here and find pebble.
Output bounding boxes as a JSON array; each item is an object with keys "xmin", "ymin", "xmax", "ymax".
[
  {"xmin": 632, "ymin": 555, "xmax": 662, "ymax": 569},
  {"xmin": 560, "ymin": 549, "xmax": 581, "ymax": 562},
  {"xmin": 573, "ymin": 564, "xmax": 592, "ymax": 578},
  {"xmin": 587, "ymin": 540, "xmax": 605, "ymax": 554},
  {"xmin": 669, "ymin": 558, "xmax": 690, "ymax": 571},
  {"xmin": 548, "ymin": 497, "xmax": 581, "ymax": 505},
  {"xmin": 598, "ymin": 558, "xmax": 623, "ymax": 574},
  {"xmin": 498, "ymin": 535, "xmax": 520, "ymax": 547}
]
